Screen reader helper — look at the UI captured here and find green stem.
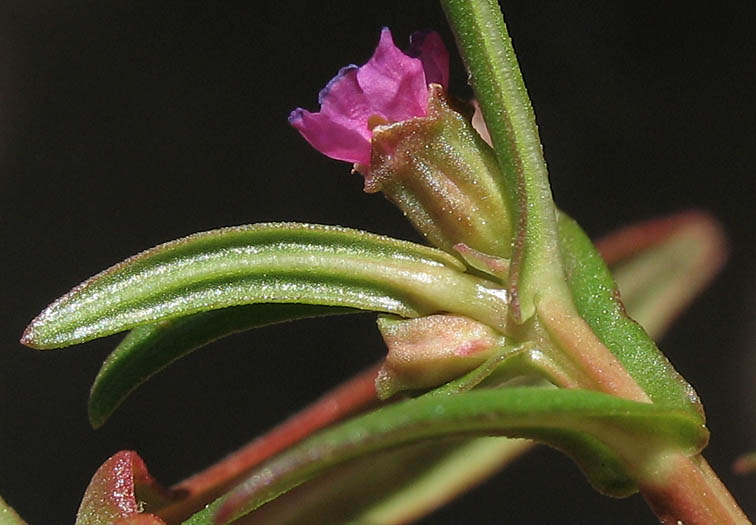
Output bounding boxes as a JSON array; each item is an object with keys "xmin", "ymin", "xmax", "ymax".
[
  {"xmin": 441, "ymin": 0, "xmax": 650, "ymax": 406},
  {"xmin": 441, "ymin": 0, "xmax": 566, "ymax": 323},
  {"xmin": 440, "ymin": 1, "xmax": 750, "ymax": 523}
]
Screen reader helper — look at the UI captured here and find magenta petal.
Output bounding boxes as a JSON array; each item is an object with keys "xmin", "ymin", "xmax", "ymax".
[
  {"xmin": 289, "ymin": 107, "xmax": 371, "ymax": 165},
  {"xmin": 317, "ymin": 65, "xmax": 374, "ymax": 134},
  {"xmin": 289, "ymin": 27, "xmax": 450, "ymax": 165},
  {"xmin": 289, "ymin": 65, "xmax": 373, "ymax": 164},
  {"xmin": 356, "ymin": 28, "xmax": 428, "ymax": 123},
  {"xmin": 408, "ymin": 31, "xmax": 450, "ymax": 88}
]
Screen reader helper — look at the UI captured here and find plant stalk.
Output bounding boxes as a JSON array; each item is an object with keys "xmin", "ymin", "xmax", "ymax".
[
  {"xmin": 156, "ymin": 364, "xmax": 382, "ymax": 523},
  {"xmin": 440, "ymin": 1, "xmax": 750, "ymax": 523},
  {"xmin": 638, "ymin": 453, "xmax": 750, "ymax": 524}
]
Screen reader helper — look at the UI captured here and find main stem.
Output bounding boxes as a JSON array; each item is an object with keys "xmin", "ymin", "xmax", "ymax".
[
  {"xmin": 440, "ymin": 0, "xmax": 749, "ymax": 523},
  {"xmin": 638, "ymin": 453, "xmax": 749, "ymax": 524}
]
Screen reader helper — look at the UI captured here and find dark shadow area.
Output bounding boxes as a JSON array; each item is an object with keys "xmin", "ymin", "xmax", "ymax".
[{"xmin": 1, "ymin": 1, "xmax": 754, "ymax": 522}]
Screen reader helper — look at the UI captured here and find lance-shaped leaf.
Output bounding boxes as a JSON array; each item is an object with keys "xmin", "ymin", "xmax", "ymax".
[
  {"xmin": 441, "ymin": 0, "xmax": 570, "ymax": 323},
  {"xmin": 227, "ymin": 437, "xmax": 531, "ymax": 525},
  {"xmin": 230, "ymin": 211, "xmax": 728, "ymax": 524},
  {"xmin": 557, "ymin": 212, "xmax": 704, "ymax": 418},
  {"xmin": 22, "ymin": 223, "xmax": 508, "ymax": 350},
  {"xmin": 88, "ymin": 304, "xmax": 357, "ymax": 428},
  {"xmin": 183, "ymin": 388, "xmax": 707, "ymax": 524}
]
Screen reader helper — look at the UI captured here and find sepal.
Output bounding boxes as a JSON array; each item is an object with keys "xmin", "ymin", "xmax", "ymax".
[{"xmin": 364, "ymin": 86, "xmax": 512, "ymax": 258}]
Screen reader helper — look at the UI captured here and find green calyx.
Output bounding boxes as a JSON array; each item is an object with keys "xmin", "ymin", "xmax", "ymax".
[{"xmin": 365, "ymin": 85, "xmax": 513, "ymax": 258}]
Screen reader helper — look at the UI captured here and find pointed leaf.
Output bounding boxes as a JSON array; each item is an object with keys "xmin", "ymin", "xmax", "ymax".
[
  {"xmin": 442, "ymin": 0, "xmax": 569, "ymax": 323},
  {"xmin": 557, "ymin": 212, "xmax": 704, "ymax": 418},
  {"xmin": 184, "ymin": 388, "xmax": 707, "ymax": 523},
  {"xmin": 235, "ymin": 437, "xmax": 530, "ymax": 525},
  {"xmin": 22, "ymin": 223, "xmax": 508, "ymax": 349},
  {"xmin": 352, "ymin": 437, "xmax": 530, "ymax": 525},
  {"xmin": 76, "ymin": 451, "xmax": 174, "ymax": 525},
  {"xmin": 88, "ymin": 304, "xmax": 357, "ymax": 428},
  {"xmin": 227, "ymin": 212, "xmax": 728, "ymax": 524}
]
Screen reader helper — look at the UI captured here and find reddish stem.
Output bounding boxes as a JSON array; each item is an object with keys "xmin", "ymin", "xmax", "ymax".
[
  {"xmin": 639, "ymin": 453, "xmax": 750, "ymax": 524},
  {"xmin": 156, "ymin": 364, "xmax": 382, "ymax": 523},
  {"xmin": 154, "ymin": 211, "xmax": 736, "ymax": 523}
]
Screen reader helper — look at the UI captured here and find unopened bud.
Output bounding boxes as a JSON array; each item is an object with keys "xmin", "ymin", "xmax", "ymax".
[{"xmin": 375, "ymin": 314, "xmax": 504, "ymax": 399}]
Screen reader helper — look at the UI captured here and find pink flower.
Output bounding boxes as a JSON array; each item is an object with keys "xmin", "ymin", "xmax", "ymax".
[{"xmin": 289, "ymin": 28, "xmax": 449, "ymax": 166}]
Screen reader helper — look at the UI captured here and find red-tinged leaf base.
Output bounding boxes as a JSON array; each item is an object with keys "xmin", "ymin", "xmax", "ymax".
[{"xmin": 76, "ymin": 450, "xmax": 178, "ymax": 525}]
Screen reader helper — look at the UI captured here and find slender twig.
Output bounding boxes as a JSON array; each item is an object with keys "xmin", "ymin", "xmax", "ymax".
[
  {"xmin": 156, "ymin": 364, "xmax": 382, "ymax": 523},
  {"xmin": 440, "ymin": 1, "xmax": 749, "ymax": 522}
]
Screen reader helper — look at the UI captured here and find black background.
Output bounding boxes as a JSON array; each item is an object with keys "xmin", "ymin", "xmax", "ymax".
[{"xmin": 1, "ymin": 1, "xmax": 755, "ymax": 523}]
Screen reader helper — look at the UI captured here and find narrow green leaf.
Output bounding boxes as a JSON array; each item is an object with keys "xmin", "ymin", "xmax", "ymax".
[
  {"xmin": 185, "ymin": 388, "xmax": 707, "ymax": 523},
  {"xmin": 240, "ymin": 212, "xmax": 726, "ymax": 524},
  {"xmin": 354, "ymin": 438, "xmax": 531, "ymax": 525},
  {"xmin": 226, "ymin": 438, "xmax": 530, "ymax": 525},
  {"xmin": 88, "ymin": 304, "xmax": 357, "ymax": 428},
  {"xmin": 441, "ymin": 0, "xmax": 568, "ymax": 322},
  {"xmin": 557, "ymin": 212, "xmax": 704, "ymax": 418},
  {"xmin": 225, "ymin": 213, "xmax": 725, "ymax": 524},
  {"xmin": 22, "ymin": 223, "xmax": 508, "ymax": 349}
]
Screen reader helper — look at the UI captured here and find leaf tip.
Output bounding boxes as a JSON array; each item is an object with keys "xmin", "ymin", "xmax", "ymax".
[
  {"xmin": 19, "ymin": 321, "xmax": 43, "ymax": 349},
  {"xmin": 87, "ymin": 407, "xmax": 107, "ymax": 430}
]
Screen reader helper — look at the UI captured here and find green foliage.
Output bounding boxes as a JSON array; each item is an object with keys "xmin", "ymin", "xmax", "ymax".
[
  {"xmin": 88, "ymin": 304, "xmax": 357, "ymax": 428},
  {"xmin": 557, "ymin": 213, "xmax": 704, "ymax": 418},
  {"xmin": 185, "ymin": 387, "xmax": 707, "ymax": 523},
  {"xmin": 22, "ymin": 223, "xmax": 508, "ymax": 350}
]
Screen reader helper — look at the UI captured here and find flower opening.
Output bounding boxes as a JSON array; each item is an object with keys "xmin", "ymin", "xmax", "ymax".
[{"xmin": 289, "ymin": 28, "xmax": 449, "ymax": 165}]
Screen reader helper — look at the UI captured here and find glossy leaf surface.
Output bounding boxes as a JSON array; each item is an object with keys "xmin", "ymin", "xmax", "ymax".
[
  {"xmin": 228, "ymin": 438, "xmax": 530, "ymax": 525},
  {"xmin": 185, "ymin": 388, "xmax": 707, "ymax": 523},
  {"xmin": 22, "ymin": 223, "xmax": 508, "ymax": 349},
  {"xmin": 262, "ymin": 211, "xmax": 727, "ymax": 524}
]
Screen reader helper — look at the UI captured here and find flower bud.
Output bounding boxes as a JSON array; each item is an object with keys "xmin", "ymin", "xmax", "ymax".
[
  {"xmin": 375, "ymin": 313, "xmax": 504, "ymax": 399},
  {"xmin": 364, "ymin": 85, "xmax": 513, "ymax": 258}
]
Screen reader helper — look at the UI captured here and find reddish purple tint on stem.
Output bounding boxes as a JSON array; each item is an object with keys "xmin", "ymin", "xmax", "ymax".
[{"xmin": 288, "ymin": 28, "xmax": 449, "ymax": 165}]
